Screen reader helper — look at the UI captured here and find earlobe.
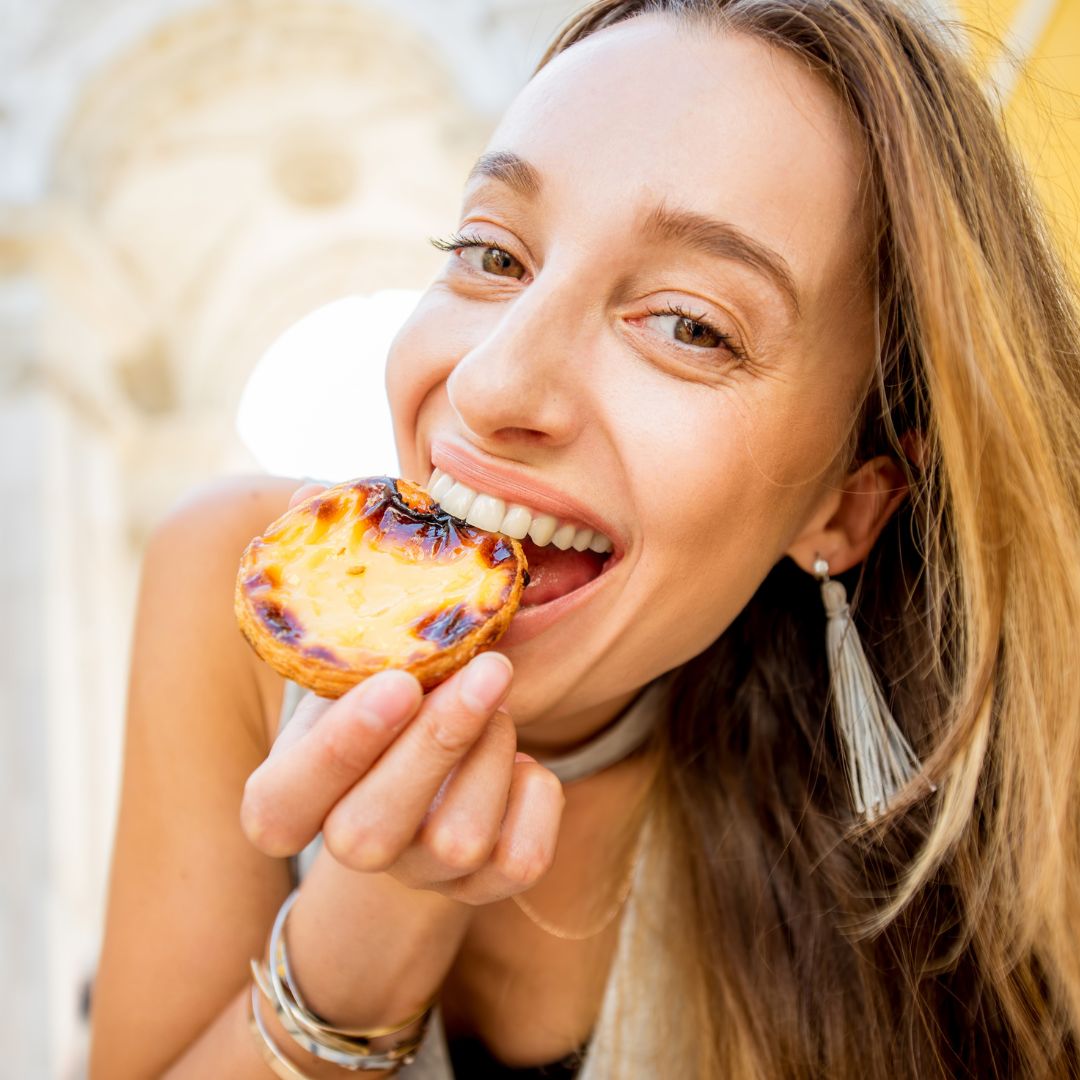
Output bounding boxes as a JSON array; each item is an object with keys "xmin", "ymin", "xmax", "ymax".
[{"xmin": 785, "ymin": 454, "xmax": 910, "ymax": 576}]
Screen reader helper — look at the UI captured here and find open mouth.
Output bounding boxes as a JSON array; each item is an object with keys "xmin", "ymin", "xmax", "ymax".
[
  {"xmin": 422, "ymin": 458, "xmax": 621, "ymax": 620},
  {"xmin": 518, "ymin": 536, "xmax": 614, "ymax": 609}
]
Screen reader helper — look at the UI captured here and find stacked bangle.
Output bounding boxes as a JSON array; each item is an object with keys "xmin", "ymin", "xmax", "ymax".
[
  {"xmin": 248, "ymin": 981, "xmax": 319, "ymax": 1080},
  {"xmin": 248, "ymin": 887, "xmax": 437, "ymax": 1075}
]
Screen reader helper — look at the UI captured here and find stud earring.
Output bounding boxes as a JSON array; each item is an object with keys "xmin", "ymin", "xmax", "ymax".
[{"xmin": 813, "ymin": 556, "xmax": 934, "ymax": 822}]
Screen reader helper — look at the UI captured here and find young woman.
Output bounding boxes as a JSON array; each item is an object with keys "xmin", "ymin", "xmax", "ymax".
[{"xmin": 89, "ymin": 0, "xmax": 1080, "ymax": 1077}]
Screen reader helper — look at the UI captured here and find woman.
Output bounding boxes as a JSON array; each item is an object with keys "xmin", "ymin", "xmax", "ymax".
[{"xmin": 89, "ymin": 0, "xmax": 1080, "ymax": 1076}]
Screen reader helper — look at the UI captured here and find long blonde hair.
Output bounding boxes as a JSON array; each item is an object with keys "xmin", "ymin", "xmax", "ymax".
[{"xmin": 540, "ymin": 2, "xmax": 1080, "ymax": 1075}]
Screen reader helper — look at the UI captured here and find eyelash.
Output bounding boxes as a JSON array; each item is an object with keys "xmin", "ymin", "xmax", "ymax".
[
  {"xmin": 644, "ymin": 303, "xmax": 748, "ymax": 364},
  {"xmin": 429, "ymin": 231, "xmax": 496, "ymax": 255},
  {"xmin": 429, "ymin": 233, "xmax": 750, "ymax": 364}
]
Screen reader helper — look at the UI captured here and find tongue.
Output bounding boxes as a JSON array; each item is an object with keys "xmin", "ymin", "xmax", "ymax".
[{"xmin": 518, "ymin": 536, "xmax": 608, "ymax": 608}]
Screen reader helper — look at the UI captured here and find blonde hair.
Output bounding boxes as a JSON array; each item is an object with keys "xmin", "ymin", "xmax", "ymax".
[{"xmin": 541, "ymin": 2, "xmax": 1080, "ymax": 1075}]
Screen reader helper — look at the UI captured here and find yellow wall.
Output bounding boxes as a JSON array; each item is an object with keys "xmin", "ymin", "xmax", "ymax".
[{"xmin": 955, "ymin": 0, "xmax": 1080, "ymax": 272}]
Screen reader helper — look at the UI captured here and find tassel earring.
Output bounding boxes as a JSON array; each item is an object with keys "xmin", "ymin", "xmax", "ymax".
[{"xmin": 813, "ymin": 556, "xmax": 934, "ymax": 822}]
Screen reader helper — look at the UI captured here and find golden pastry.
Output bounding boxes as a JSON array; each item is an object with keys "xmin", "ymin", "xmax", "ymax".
[{"xmin": 235, "ymin": 476, "xmax": 527, "ymax": 697}]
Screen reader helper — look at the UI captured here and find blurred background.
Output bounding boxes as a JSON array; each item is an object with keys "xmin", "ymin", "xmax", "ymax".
[{"xmin": 0, "ymin": 0, "xmax": 1076, "ymax": 1075}]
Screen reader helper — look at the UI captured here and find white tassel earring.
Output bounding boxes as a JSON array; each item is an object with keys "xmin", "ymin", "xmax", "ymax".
[{"xmin": 813, "ymin": 556, "xmax": 934, "ymax": 822}]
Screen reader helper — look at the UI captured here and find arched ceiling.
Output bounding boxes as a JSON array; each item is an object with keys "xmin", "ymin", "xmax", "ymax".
[{"xmin": 44, "ymin": 0, "xmax": 488, "ymax": 411}]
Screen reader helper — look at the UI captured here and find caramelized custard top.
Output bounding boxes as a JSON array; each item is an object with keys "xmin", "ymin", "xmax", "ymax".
[{"xmin": 237, "ymin": 477, "xmax": 525, "ymax": 674}]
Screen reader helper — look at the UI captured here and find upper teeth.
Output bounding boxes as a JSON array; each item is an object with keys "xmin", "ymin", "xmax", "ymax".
[{"xmin": 424, "ymin": 468, "xmax": 613, "ymax": 554}]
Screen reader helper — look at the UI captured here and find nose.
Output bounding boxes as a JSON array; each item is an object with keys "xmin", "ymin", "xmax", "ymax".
[{"xmin": 445, "ymin": 279, "xmax": 592, "ymax": 451}]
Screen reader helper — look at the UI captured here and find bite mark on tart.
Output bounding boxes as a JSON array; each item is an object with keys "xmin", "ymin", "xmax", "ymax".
[{"xmin": 234, "ymin": 476, "xmax": 527, "ymax": 698}]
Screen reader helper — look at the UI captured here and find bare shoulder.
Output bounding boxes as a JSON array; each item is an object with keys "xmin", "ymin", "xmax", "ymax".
[
  {"xmin": 140, "ymin": 473, "xmax": 301, "ymax": 748},
  {"xmin": 149, "ymin": 473, "xmax": 299, "ymax": 572}
]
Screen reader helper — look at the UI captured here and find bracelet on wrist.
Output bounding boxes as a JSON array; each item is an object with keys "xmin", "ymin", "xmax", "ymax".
[
  {"xmin": 249, "ymin": 887, "xmax": 436, "ymax": 1073},
  {"xmin": 248, "ymin": 980, "xmax": 320, "ymax": 1080}
]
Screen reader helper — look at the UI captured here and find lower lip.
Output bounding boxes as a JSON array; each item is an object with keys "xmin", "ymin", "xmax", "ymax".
[{"xmin": 497, "ymin": 552, "xmax": 622, "ymax": 648}]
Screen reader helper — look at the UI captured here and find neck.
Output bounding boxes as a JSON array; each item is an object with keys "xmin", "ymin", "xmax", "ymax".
[{"xmin": 514, "ymin": 687, "xmax": 641, "ymax": 759}]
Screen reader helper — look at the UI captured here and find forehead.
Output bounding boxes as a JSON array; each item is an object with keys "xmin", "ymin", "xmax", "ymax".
[{"xmin": 481, "ymin": 15, "xmax": 870, "ymax": 307}]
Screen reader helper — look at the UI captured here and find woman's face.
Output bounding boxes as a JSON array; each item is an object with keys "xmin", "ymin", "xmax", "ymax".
[{"xmin": 386, "ymin": 15, "xmax": 876, "ymax": 736}]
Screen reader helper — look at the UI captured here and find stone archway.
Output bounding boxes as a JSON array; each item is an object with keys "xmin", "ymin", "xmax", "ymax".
[{"xmin": 51, "ymin": 0, "xmax": 486, "ymax": 538}]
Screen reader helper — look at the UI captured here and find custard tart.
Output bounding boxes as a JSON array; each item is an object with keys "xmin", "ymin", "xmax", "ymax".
[{"xmin": 235, "ymin": 476, "xmax": 527, "ymax": 697}]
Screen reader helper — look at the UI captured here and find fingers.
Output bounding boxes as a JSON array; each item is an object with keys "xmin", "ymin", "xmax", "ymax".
[
  {"xmin": 264, "ymin": 690, "xmax": 332, "ymax": 760},
  {"xmin": 321, "ymin": 653, "xmax": 514, "ymax": 872},
  {"xmin": 391, "ymin": 709, "xmax": 518, "ymax": 887},
  {"xmin": 241, "ymin": 670, "xmax": 423, "ymax": 857},
  {"xmin": 438, "ymin": 757, "xmax": 565, "ymax": 904}
]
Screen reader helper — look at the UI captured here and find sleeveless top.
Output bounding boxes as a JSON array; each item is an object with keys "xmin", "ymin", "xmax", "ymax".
[{"xmin": 277, "ymin": 680, "xmax": 680, "ymax": 1079}]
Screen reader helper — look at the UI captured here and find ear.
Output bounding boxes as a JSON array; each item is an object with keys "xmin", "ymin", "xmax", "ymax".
[{"xmin": 785, "ymin": 453, "xmax": 910, "ymax": 576}]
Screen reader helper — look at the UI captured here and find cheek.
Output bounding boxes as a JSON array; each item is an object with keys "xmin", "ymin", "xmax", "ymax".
[
  {"xmin": 626, "ymin": 384, "xmax": 834, "ymax": 655},
  {"xmin": 635, "ymin": 379, "xmax": 825, "ymax": 547},
  {"xmin": 385, "ymin": 288, "xmax": 482, "ymax": 469},
  {"xmin": 653, "ymin": 417, "xmax": 794, "ymax": 576}
]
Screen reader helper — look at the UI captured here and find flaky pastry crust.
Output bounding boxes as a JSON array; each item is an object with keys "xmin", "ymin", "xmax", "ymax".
[{"xmin": 234, "ymin": 476, "xmax": 526, "ymax": 697}]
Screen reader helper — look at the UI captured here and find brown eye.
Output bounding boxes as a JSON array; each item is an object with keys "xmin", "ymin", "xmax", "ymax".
[
  {"xmin": 430, "ymin": 233, "xmax": 528, "ymax": 281},
  {"xmin": 476, "ymin": 246, "xmax": 525, "ymax": 279},
  {"xmin": 649, "ymin": 312, "xmax": 727, "ymax": 350},
  {"xmin": 641, "ymin": 308, "xmax": 748, "ymax": 363},
  {"xmin": 673, "ymin": 316, "xmax": 722, "ymax": 348}
]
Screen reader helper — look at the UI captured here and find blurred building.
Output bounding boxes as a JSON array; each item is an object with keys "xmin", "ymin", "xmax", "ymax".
[
  {"xmin": 0, "ymin": 0, "xmax": 1075, "ymax": 1076},
  {"xmin": 0, "ymin": 2, "xmax": 582, "ymax": 1075}
]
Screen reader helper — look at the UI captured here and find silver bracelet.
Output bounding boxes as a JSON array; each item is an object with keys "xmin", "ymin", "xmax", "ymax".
[
  {"xmin": 249, "ymin": 979, "xmax": 319, "ymax": 1079},
  {"xmin": 278, "ymin": 895, "xmax": 426, "ymax": 1040},
  {"xmin": 251, "ymin": 960, "xmax": 418, "ymax": 1072},
  {"xmin": 268, "ymin": 889, "xmax": 432, "ymax": 1063},
  {"xmin": 251, "ymin": 887, "xmax": 434, "ymax": 1072}
]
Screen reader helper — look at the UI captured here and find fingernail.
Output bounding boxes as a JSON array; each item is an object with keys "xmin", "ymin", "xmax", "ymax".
[
  {"xmin": 459, "ymin": 653, "xmax": 513, "ymax": 715},
  {"xmin": 351, "ymin": 670, "xmax": 420, "ymax": 730},
  {"xmin": 514, "ymin": 752, "xmax": 536, "ymax": 764}
]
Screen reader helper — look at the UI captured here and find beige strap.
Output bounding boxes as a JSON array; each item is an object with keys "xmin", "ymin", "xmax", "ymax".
[{"xmin": 532, "ymin": 674, "xmax": 670, "ymax": 783}]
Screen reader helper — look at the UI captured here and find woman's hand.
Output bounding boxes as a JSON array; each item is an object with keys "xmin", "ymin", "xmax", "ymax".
[{"xmin": 240, "ymin": 484, "xmax": 565, "ymax": 906}]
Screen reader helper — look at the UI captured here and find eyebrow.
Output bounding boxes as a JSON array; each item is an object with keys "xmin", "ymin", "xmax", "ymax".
[
  {"xmin": 644, "ymin": 203, "xmax": 801, "ymax": 316},
  {"xmin": 466, "ymin": 151, "xmax": 801, "ymax": 316},
  {"xmin": 467, "ymin": 151, "xmax": 542, "ymax": 199}
]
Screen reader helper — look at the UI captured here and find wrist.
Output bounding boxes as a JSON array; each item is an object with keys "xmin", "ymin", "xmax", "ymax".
[
  {"xmin": 284, "ymin": 847, "xmax": 469, "ymax": 1029},
  {"xmin": 250, "ymin": 884, "xmax": 440, "ymax": 1077}
]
